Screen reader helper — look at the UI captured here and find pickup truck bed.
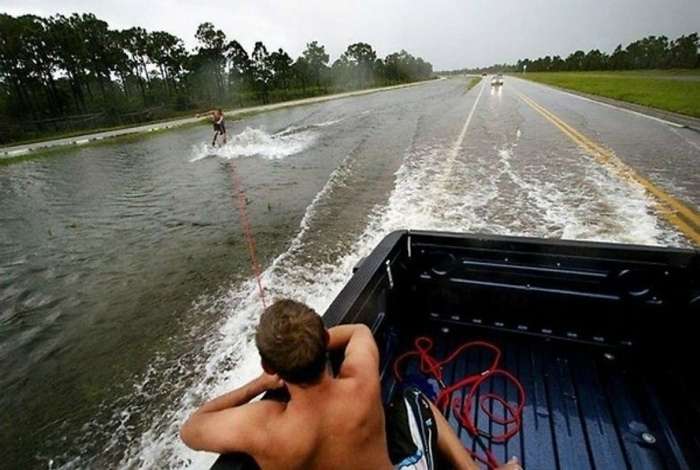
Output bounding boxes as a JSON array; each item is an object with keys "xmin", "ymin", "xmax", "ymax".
[
  {"xmin": 213, "ymin": 231, "xmax": 699, "ymax": 470},
  {"xmin": 381, "ymin": 324, "xmax": 680, "ymax": 469}
]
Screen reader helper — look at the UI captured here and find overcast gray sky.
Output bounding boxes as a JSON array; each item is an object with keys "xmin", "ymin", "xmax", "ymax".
[{"xmin": 2, "ymin": 0, "xmax": 699, "ymax": 70}]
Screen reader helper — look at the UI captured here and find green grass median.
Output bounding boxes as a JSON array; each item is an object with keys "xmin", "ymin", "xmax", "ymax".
[
  {"xmin": 465, "ymin": 76, "xmax": 482, "ymax": 92},
  {"xmin": 517, "ymin": 70, "xmax": 700, "ymax": 118}
]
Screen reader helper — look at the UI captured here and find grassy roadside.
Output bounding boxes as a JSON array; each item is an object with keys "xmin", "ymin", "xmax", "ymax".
[
  {"xmin": 516, "ymin": 70, "xmax": 700, "ymax": 117},
  {"xmin": 3, "ymin": 109, "xmax": 202, "ymax": 148},
  {"xmin": 465, "ymin": 76, "xmax": 482, "ymax": 92}
]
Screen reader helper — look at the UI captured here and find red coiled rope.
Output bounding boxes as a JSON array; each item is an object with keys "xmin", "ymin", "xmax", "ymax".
[
  {"xmin": 228, "ymin": 162, "xmax": 267, "ymax": 309},
  {"xmin": 393, "ymin": 337, "xmax": 525, "ymax": 469}
]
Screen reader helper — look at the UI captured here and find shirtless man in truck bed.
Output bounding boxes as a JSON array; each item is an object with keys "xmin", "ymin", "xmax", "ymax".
[{"xmin": 181, "ymin": 299, "xmax": 521, "ymax": 470}]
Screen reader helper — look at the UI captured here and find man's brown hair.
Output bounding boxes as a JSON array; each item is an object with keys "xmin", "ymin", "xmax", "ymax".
[{"xmin": 255, "ymin": 299, "xmax": 327, "ymax": 384}]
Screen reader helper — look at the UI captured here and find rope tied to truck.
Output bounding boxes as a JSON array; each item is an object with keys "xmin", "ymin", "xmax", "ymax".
[
  {"xmin": 393, "ymin": 337, "xmax": 526, "ymax": 469},
  {"xmin": 228, "ymin": 161, "xmax": 267, "ymax": 309}
]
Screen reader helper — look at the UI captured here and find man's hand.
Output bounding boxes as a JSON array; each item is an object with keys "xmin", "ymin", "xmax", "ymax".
[
  {"xmin": 257, "ymin": 372, "xmax": 284, "ymax": 391},
  {"xmin": 180, "ymin": 371, "xmax": 286, "ymax": 453},
  {"xmin": 496, "ymin": 457, "xmax": 523, "ymax": 470}
]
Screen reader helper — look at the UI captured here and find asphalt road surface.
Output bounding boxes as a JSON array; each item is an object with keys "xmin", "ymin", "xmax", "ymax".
[{"xmin": 0, "ymin": 76, "xmax": 698, "ymax": 470}]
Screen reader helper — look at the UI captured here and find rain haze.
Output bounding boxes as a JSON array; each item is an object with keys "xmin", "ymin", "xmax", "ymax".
[{"xmin": 2, "ymin": 0, "xmax": 699, "ymax": 69}]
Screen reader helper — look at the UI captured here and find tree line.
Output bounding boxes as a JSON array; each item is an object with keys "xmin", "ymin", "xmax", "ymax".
[
  {"xmin": 515, "ymin": 33, "xmax": 699, "ymax": 73},
  {"xmin": 0, "ymin": 13, "xmax": 433, "ymax": 144},
  {"xmin": 443, "ymin": 33, "xmax": 699, "ymax": 75}
]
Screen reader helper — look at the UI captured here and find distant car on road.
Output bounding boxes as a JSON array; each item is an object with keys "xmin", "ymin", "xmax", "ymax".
[{"xmin": 491, "ymin": 74, "xmax": 504, "ymax": 86}]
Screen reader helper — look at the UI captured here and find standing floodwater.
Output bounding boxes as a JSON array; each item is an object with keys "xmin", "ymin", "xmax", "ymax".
[{"xmin": 0, "ymin": 77, "xmax": 696, "ymax": 469}]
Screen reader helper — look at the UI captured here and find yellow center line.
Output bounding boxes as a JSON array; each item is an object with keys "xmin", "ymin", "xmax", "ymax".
[{"xmin": 513, "ymin": 89, "xmax": 700, "ymax": 245}]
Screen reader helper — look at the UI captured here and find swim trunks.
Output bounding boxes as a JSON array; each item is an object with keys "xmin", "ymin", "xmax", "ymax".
[{"xmin": 214, "ymin": 121, "xmax": 226, "ymax": 133}]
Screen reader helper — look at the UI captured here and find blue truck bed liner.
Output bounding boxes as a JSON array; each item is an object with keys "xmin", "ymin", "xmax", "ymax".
[{"xmin": 381, "ymin": 326, "xmax": 679, "ymax": 470}]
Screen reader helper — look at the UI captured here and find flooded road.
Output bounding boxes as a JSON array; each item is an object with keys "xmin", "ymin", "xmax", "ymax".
[{"xmin": 0, "ymin": 76, "xmax": 697, "ymax": 469}]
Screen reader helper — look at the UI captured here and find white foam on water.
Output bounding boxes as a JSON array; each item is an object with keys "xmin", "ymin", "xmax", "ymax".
[
  {"xmin": 569, "ymin": 161, "xmax": 682, "ymax": 245},
  {"xmin": 490, "ymin": 145, "xmax": 682, "ymax": 245},
  {"xmin": 188, "ymin": 147, "xmax": 216, "ymax": 162},
  {"xmin": 114, "ymin": 150, "xmax": 367, "ymax": 470},
  {"xmin": 189, "ymin": 126, "xmax": 318, "ymax": 162}
]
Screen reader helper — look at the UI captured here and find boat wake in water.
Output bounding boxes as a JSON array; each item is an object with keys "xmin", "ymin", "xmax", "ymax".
[
  {"xmin": 189, "ymin": 126, "xmax": 314, "ymax": 162},
  {"xmin": 189, "ymin": 120, "xmax": 342, "ymax": 162}
]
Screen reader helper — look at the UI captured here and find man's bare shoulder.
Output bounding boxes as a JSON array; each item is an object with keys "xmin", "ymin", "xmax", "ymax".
[
  {"xmin": 251, "ymin": 398, "xmax": 287, "ymax": 429},
  {"xmin": 227, "ymin": 399, "xmax": 291, "ymax": 459},
  {"xmin": 180, "ymin": 397, "xmax": 287, "ymax": 456}
]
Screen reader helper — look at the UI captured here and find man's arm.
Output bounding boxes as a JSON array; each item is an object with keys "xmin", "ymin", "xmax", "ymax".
[
  {"xmin": 327, "ymin": 324, "xmax": 379, "ymax": 378},
  {"xmin": 195, "ymin": 110, "xmax": 216, "ymax": 118},
  {"xmin": 180, "ymin": 372, "xmax": 283, "ymax": 453}
]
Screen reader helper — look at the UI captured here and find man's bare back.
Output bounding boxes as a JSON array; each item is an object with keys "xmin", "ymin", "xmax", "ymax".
[
  {"xmin": 180, "ymin": 300, "xmax": 522, "ymax": 470},
  {"xmin": 254, "ymin": 366, "xmax": 393, "ymax": 469}
]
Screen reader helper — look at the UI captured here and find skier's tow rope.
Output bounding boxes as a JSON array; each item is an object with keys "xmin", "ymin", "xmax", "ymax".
[{"xmin": 228, "ymin": 162, "xmax": 267, "ymax": 309}]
